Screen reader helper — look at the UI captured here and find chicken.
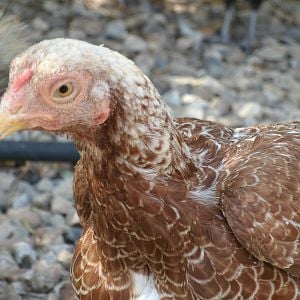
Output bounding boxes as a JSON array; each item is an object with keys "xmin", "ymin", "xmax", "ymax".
[
  {"xmin": 0, "ymin": 38, "xmax": 299, "ymax": 299},
  {"xmin": 221, "ymin": 0, "xmax": 264, "ymax": 49},
  {"xmin": 0, "ymin": 13, "xmax": 28, "ymax": 95}
]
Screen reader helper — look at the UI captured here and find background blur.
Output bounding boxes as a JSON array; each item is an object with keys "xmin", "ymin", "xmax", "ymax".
[{"xmin": 0, "ymin": 0, "xmax": 299, "ymax": 299}]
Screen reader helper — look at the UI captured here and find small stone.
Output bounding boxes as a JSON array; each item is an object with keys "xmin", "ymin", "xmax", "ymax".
[
  {"xmin": 192, "ymin": 76, "xmax": 225, "ymax": 100},
  {"xmin": 36, "ymin": 178, "xmax": 54, "ymax": 193},
  {"xmin": 134, "ymin": 53, "xmax": 155, "ymax": 76},
  {"xmin": 66, "ymin": 208, "xmax": 81, "ymax": 226},
  {"xmin": 176, "ymin": 36, "xmax": 196, "ymax": 51},
  {"xmin": 236, "ymin": 102, "xmax": 263, "ymax": 120},
  {"xmin": 50, "ymin": 214, "xmax": 67, "ymax": 228},
  {"xmin": 63, "ymin": 227, "xmax": 82, "ymax": 244},
  {"xmin": 209, "ymin": 97, "xmax": 231, "ymax": 117},
  {"xmin": 53, "ymin": 177, "xmax": 73, "ymax": 200},
  {"xmin": 0, "ymin": 251, "xmax": 19, "ymax": 281},
  {"xmin": 256, "ymin": 42, "xmax": 288, "ymax": 61},
  {"xmin": 68, "ymin": 29, "xmax": 86, "ymax": 40},
  {"xmin": 47, "ymin": 28, "xmax": 65, "ymax": 39},
  {"xmin": 53, "ymin": 281, "xmax": 75, "ymax": 300},
  {"xmin": 0, "ymin": 282, "xmax": 22, "ymax": 300},
  {"xmin": 0, "ymin": 219, "xmax": 29, "ymax": 242},
  {"xmin": 263, "ymin": 84, "xmax": 285, "ymax": 104},
  {"xmin": 202, "ymin": 58, "xmax": 224, "ymax": 78},
  {"xmin": 31, "ymin": 17, "xmax": 50, "ymax": 32},
  {"xmin": 57, "ymin": 249, "xmax": 73, "ymax": 269},
  {"xmin": 11, "ymin": 193, "xmax": 32, "ymax": 209},
  {"xmin": 163, "ymin": 90, "xmax": 182, "ymax": 108},
  {"xmin": 51, "ymin": 196, "xmax": 73, "ymax": 215},
  {"xmin": 32, "ymin": 193, "xmax": 52, "ymax": 210},
  {"xmin": 123, "ymin": 34, "xmax": 148, "ymax": 53},
  {"xmin": 84, "ymin": 19, "xmax": 103, "ymax": 36},
  {"xmin": 33, "ymin": 227, "xmax": 64, "ymax": 248},
  {"xmin": 182, "ymin": 94, "xmax": 208, "ymax": 108},
  {"xmin": 143, "ymin": 13, "xmax": 167, "ymax": 33},
  {"xmin": 179, "ymin": 105, "xmax": 205, "ymax": 120},
  {"xmin": 31, "ymin": 260, "xmax": 63, "ymax": 292},
  {"xmin": 226, "ymin": 47, "xmax": 246, "ymax": 64},
  {"xmin": 104, "ymin": 20, "xmax": 127, "ymax": 40},
  {"xmin": 12, "ymin": 241, "xmax": 37, "ymax": 268},
  {"xmin": 7, "ymin": 208, "xmax": 42, "ymax": 229},
  {"xmin": 0, "ymin": 172, "xmax": 16, "ymax": 192}
]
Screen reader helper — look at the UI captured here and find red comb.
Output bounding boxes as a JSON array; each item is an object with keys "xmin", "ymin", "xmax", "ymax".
[{"xmin": 12, "ymin": 68, "xmax": 33, "ymax": 92}]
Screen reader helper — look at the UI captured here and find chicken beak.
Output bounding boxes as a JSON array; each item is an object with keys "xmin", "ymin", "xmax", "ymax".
[{"xmin": 0, "ymin": 111, "xmax": 30, "ymax": 140}]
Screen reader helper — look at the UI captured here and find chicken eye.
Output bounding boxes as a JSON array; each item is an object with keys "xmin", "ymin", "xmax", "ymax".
[{"xmin": 54, "ymin": 82, "xmax": 74, "ymax": 98}]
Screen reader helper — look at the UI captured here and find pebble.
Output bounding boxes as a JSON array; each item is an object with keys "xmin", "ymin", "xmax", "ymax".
[
  {"xmin": 163, "ymin": 89, "xmax": 182, "ymax": 108},
  {"xmin": 36, "ymin": 178, "xmax": 54, "ymax": 193},
  {"xmin": 12, "ymin": 241, "xmax": 37, "ymax": 268},
  {"xmin": 123, "ymin": 34, "xmax": 148, "ymax": 53},
  {"xmin": 0, "ymin": 172, "xmax": 16, "ymax": 192},
  {"xmin": 0, "ymin": 251, "xmax": 20, "ymax": 281},
  {"xmin": 30, "ymin": 260, "xmax": 63, "ymax": 292},
  {"xmin": 236, "ymin": 101, "xmax": 263, "ymax": 120},
  {"xmin": 51, "ymin": 196, "xmax": 73, "ymax": 215},
  {"xmin": 104, "ymin": 20, "xmax": 127, "ymax": 40},
  {"xmin": 32, "ymin": 192, "xmax": 52, "ymax": 210}
]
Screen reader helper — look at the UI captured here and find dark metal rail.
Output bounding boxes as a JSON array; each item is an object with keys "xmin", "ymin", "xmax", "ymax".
[{"xmin": 0, "ymin": 141, "xmax": 79, "ymax": 163}]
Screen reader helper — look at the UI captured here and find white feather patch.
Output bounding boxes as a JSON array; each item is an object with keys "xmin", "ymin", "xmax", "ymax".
[{"xmin": 131, "ymin": 272, "xmax": 160, "ymax": 300}]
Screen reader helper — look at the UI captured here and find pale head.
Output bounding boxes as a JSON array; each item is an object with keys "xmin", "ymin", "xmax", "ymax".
[{"xmin": 0, "ymin": 38, "xmax": 159, "ymax": 139}]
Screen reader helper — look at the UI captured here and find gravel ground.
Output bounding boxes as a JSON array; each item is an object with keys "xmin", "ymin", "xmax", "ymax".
[{"xmin": 0, "ymin": 0, "xmax": 299, "ymax": 299}]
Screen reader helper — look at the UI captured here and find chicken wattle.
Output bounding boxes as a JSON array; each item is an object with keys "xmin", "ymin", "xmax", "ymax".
[{"xmin": 0, "ymin": 39, "xmax": 299, "ymax": 299}]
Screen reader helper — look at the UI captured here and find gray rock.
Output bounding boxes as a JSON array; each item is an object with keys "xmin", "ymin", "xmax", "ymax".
[
  {"xmin": 32, "ymin": 193, "xmax": 52, "ymax": 210},
  {"xmin": 236, "ymin": 101, "xmax": 263, "ymax": 120},
  {"xmin": 182, "ymin": 94, "xmax": 209, "ymax": 109},
  {"xmin": 52, "ymin": 281, "xmax": 75, "ymax": 300},
  {"xmin": 33, "ymin": 227, "xmax": 64, "ymax": 248},
  {"xmin": 52, "ymin": 245, "xmax": 73, "ymax": 269},
  {"xmin": 143, "ymin": 13, "xmax": 167, "ymax": 33},
  {"xmin": 63, "ymin": 227, "xmax": 82, "ymax": 244},
  {"xmin": 51, "ymin": 196, "xmax": 73, "ymax": 215},
  {"xmin": 179, "ymin": 104, "xmax": 205, "ymax": 120},
  {"xmin": 0, "ymin": 172, "xmax": 16, "ymax": 192},
  {"xmin": 202, "ymin": 57, "xmax": 224, "ymax": 78},
  {"xmin": 123, "ymin": 34, "xmax": 148, "ymax": 53},
  {"xmin": 0, "ymin": 219, "xmax": 29, "ymax": 242},
  {"xmin": 0, "ymin": 251, "xmax": 19, "ymax": 281},
  {"xmin": 11, "ymin": 193, "xmax": 32, "ymax": 209},
  {"xmin": 50, "ymin": 214, "xmax": 67, "ymax": 229},
  {"xmin": 46, "ymin": 28, "xmax": 65, "ymax": 39},
  {"xmin": 36, "ymin": 178, "xmax": 54, "ymax": 193},
  {"xmin": 68, "ymin": 29, "xmax": 87, "ymax": 40},
  {"xmin": 30, "ymin": 260, "xmax": 63, "ymax": 292},
  {"xmin": 7, "ymin": 208, "xmax": 43, "ymax": 229},
  {"xmin": 12, "ymin": 241, "xmax": 37, "ymax": 268},
  {"xmin": 134, "ymin": 53, "xmax": 155, "ymax": 76},
  {"xmin": 163, "ymin": 90, "xmax": 182, "ymax": 108},
  {"xmin": 192, "ymin": 76, "xmax": 225, "ymax": 101},
  {"xmin": 209, "ymin": 97, "xmax": 231, "ymax": 117},
  {"xmin": 256, "ymin": 40, "xmax": 288, "ymax": 61},
  {"xmin": 31, "ymin": 17, "xmax": 50, "ymax": 32},
  {"xmin": 66, "ymin": 208, "xmax": 81, "ymax": 227},
  {"xmin": 0, "ymin": 282, "xmax": 22, "ymax": 300},
  {"xmin": 263, "ymin": 84, "xmax": 285, "ymax": 104},
  {"xmin": 53, "ymin": 177, "xmax": 73, "ymax": 200},
  {"xmin": 105, "ymin": 20, "xmax": 127, "ymax": 40}
]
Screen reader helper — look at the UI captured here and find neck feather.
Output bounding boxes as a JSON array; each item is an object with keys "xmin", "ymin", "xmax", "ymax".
[{"xmin": 76, "ymin": 74, "xmax": 195, "ymax": 181}]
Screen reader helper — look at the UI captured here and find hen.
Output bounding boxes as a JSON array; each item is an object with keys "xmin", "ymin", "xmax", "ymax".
[
  {"xmin": 0, "ymin": 39, "xmax": 299, "ymax": 299},
  {"xmin": 221, "ymin": 0, "xmax": 264, "ymax": 50},
  {"xmin": 0, "ymin": 13, "xmax": 27, "ymax": 94}
]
